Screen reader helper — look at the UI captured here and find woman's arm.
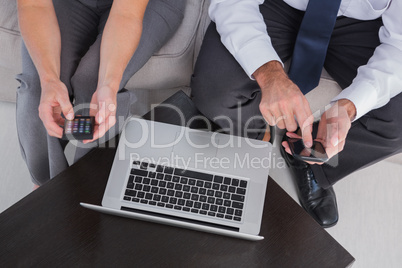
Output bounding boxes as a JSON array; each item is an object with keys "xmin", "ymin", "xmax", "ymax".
[
  {"xmin": 18, "ymin": 0, "xmax": 74, "ymax": 138},
  {"xmin": 88, "ymin": 0, "xmax": 149, "ymax": 142}
]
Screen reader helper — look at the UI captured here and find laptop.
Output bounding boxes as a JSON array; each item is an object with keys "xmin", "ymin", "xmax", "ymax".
[{"xmin": 81, "ymin": 117, "xmax": 272, "ymax": 241}]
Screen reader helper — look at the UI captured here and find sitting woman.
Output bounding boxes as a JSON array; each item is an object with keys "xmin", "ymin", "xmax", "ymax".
[{"xmin": 16, "ymin": 0, "xmax": 186, "ymax": 187}]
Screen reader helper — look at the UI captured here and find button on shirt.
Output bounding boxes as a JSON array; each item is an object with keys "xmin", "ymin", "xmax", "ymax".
[{"xmin": 209, "ymin": 0, "xmax": 402, "ymax": 120}]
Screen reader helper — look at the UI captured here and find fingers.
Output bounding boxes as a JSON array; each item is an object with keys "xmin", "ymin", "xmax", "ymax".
[
  {"xmin": 294, "ymin": 98, "xmax": 313, "ymax": 147},
  {"xmin": 272, "ymin": 112, "xmax": 287, "ymax": 129},
  {"xmin": 327, "ymin": 119, "xmax": 339, "ymax": 147},
  {"xmin": 83, "ymin": 112, "xmax": 116, "ymax": 144},
  {"xmin": 283, "ymin": 113, "xmax": 298, "ymax": 132},
  {"xmin": 315, "ymin": 103, "xmax": 352, "ymax": 160},
  {"xmin": 282, "ymin": 141, "xmax": 291, "ymax": 155},
  {"xmin": 84, "ymin": 95, "xmax": 117, "ymax": 143},
  {"xmin": 38, "ymin": 81, "xmax": 73, "ymax": 138},
  {"xmin": 262, "ymin": 111, "xmax": 275, "ymax": 127},
  {"xmin": 54, "ymin": 113, "xmax": 66, "ymax": 127},
  {"xmin": 300, "ymin": 116, "xmax": 314, "ymax": 148},
  {"xmin": 58, "ymin": 94, "xmax": 74, "ymax": 120},
  {"xmin": 262, "ymin": 106, "xmax": 298, "ymax": 131},
  {"xmin": 260, "ymin": 92, "xmax": 313, "ymax": 144},
  {"xmin": 38, "ymin": 104, "xmax": 63, "ymax": 138},
  {"xmin": 93, "ymin": 99, "xmax": 116, "ymax": 124},
  {"xmin": 286, "ymin": 131, "xmax": 301, "ymax": 139}
]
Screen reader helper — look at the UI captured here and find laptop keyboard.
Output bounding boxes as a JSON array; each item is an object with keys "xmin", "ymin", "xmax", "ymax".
[{"xmin": 123, "ymin": 161, "xmax": 248, "ymax": 223}]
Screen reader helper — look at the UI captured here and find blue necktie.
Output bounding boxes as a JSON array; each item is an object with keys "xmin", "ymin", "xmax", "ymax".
[{"xmin": 288, "ymin": 0, "xmax": 342, "ymax": 94}]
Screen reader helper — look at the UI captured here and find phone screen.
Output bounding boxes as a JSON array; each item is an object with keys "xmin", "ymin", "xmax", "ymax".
[{"xmin": 287, "ymin": 138, "xmax": 329, "ymax": 163}]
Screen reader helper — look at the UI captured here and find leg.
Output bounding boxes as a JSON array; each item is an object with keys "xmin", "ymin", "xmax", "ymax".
[
  {"xmin": 191, "ymin": 0, "xmax": 303, "ymax": 139},
  {"xmin": 324, "ymin": 16, "xmax": 383, "ymax": 89},
  {"xmin": 71, "ymin": 0, "xmax": 186, "ymax": 161},
  {"xmin": 16, "ymin": 0, "xmax": 101, "ymax": 185}
]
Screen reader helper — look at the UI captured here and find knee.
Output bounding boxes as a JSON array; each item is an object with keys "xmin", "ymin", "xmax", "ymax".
[
  {"xmin": 376, "ymin": 93, "xmax": 402, "ymax": 140},
  {"xmin": 16, "ymin": 72, "xmax": 41, "ymax": 101},
  {"xmin": 191, "ymin": 74, "xmax": 228, "ymax": 122}
]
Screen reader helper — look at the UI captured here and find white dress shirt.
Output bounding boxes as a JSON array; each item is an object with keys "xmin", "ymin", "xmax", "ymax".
[{"xmin": 209, "ymin": 0, "xmax": 402, "ymax": 120}]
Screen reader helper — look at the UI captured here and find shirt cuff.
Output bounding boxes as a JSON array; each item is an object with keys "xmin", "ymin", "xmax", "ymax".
[
  {"xmin": 331, "ymin": 80, "xmax": 378, "ymax": 121},
  {"xmin": 235, "ymin": 39, "xmax": 283, "ymax": 79}
]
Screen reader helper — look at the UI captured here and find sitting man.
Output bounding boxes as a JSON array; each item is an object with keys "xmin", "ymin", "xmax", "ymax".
[{"xmin": 191, "ymin": 0, "xmax": 402, "ymax": 227}]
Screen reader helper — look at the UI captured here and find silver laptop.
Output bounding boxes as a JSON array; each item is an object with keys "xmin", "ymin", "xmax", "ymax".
[{"xmin": 81, "ymin": 117, "xmax": 272, "ymax": 241}]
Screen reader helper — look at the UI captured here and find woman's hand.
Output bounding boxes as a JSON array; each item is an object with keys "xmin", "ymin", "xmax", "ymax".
[{"xmin": 38, "ymin": 79, "xmax": 74, "ymax": 138}]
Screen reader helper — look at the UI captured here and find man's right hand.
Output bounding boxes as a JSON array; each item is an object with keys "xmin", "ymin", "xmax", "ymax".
[
  {"xmin": 38, "ymin": 79, "xmax": 74, "ymax": 138},
  {"xmin": 253, "ymin": 61, "xmax": 314, "ymax": 147}
]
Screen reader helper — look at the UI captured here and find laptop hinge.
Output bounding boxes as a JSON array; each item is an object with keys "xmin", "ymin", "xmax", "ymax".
[{"xmin": 121, "ymin": 206, "xmax": 240, "ymax": 232}]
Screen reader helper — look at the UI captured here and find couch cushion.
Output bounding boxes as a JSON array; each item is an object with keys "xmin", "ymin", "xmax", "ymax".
[
  {"xmin": 0, "ymin": 0, "xmax": 19, "ymax": 32},
  {"xmin": 0, "ymin": 0, "xmax": 20, "ymax": 71},
  {"xmin": 0, "ymin": 0, "xmax": 22, "ymax": 102},
  {"xmin": 125, "ymin": 0, "xmax": 208, "ymax": 91}
]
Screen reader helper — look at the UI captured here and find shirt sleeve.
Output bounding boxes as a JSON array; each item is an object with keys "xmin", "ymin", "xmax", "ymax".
[
  {"xmin": 332, "ymin": 0, "xmax": 402, "ymax": 120},
  {"xmin": 209, "ymin": 0, "xmax": 283, "ymax": 78}
]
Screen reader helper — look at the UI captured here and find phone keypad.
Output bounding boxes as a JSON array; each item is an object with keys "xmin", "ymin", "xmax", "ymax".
[{"xmin": 63, "ymin": 116, "xmax": 94, "ymax": 140}]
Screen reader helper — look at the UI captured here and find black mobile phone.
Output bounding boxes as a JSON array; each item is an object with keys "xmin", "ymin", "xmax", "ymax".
[
  {"xmin": 286, "ymin": 137, "xmax": 329, "ymax": 163},
  {"xmin": 62, "ymin": 116, "xmax": 95, "ymax": 140}
]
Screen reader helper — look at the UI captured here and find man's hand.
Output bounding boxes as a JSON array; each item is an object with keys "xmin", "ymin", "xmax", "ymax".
[
  {"xmin": 38, "ymin": 79, "xmax": 74, "ymax": 138},
  {"xmin": 315, "ymin": 99, "xmax": 355, "ymax": 160},
  {"xmin": 282, "ymin": 99, "xmax": 356, "ymax": 164},
  {"xmin": 84, "ymin": 86, "xmax": 117, "ymax": 144},
  {"xmin": 254, "ymin": 61, "xmax": 314, "ymax": 147}
]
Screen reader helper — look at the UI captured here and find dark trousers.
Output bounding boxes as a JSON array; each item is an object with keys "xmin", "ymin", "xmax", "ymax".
[
  {"xmin": 16, "ymin": 0, "xmax": 185, "ymax": 185},
  {"xmin": 191, "ymin": 0, "xmax": 402, "ymax": 188}
]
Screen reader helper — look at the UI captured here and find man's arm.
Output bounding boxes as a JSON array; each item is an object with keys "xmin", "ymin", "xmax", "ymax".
[
  {"xmin": 209, "ymin": 0, "xmax": 281, "ymax": 77},
  {"xmin": 294, "ymin": 0, "xmax": 402, "ymax": 163},
  {"xmin": 332, "ymin": 0, "xmax": 402, "ymax": 120},
  {"xmin": 18, "ymin": 0, "xmax": 74, "ymax": 138},
  {"xmin": 210, "ymin": 0, "xmax": 314, "ymax": 146},
  {"xmin": 86, "ymin": 0, "xmax": 149, "ymax": 143}
]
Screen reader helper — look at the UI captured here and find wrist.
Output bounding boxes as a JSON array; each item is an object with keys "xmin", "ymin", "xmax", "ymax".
[
  {"xmin": 39, "ymin": 73, "xmax": 60, "ymax": 86},
  {"xmin": 96, "ymin": 84, "xmax": 119, "ymax": 99},
  {"xmin": 253, "ymin": 61, "xmax": 288, "ymax": 88},
  {"xmin": 337, "ymin": 99, "xmax": 357, "ymax": 121},
  {"xmin": 97, "ymin": 79, "xmax": 120, "ymax": 94}
]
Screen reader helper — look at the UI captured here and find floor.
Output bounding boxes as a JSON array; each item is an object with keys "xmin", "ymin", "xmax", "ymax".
[{"xmin": 1, "ymin": 100, "xmax": 401, "ymax": 267}]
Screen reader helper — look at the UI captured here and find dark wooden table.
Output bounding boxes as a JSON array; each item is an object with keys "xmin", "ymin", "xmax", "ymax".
[{"xmin": 0, "ymin": 92, "xmax": 354, "ymax": 267}]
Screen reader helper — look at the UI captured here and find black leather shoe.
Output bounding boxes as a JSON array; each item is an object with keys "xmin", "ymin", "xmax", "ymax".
[
  {"xmin": 269, "ymin": 125, "xmax": 275, "ymax": 143},
  {"xmin": 280, "ymin": 137, "xmax": 338, "ymax": 228}
]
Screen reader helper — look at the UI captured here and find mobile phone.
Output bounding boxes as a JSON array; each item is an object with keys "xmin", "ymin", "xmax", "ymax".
[
  {"xmin": 62, "ymin": 116, "xmax": 95, "ymax": 140},
  {"xmin": 286, "ymin": 137, "xmax": 329, "ymax": 163}
]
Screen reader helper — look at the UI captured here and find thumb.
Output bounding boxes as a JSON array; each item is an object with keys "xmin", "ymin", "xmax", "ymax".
[
  {"xmin": 302, "ymin": 125, "xmax": 313, "ymax": 148},
  {"xmin": 59, "ymin": 94, "xmax": 74, "ymax": 120},
  {"xmin": 96, "ymin": 100, "xmax": 116, "ymax": 124}
]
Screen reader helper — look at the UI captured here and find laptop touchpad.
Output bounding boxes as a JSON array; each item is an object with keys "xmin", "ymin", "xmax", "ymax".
[{"xmin": 172, "ymin": 131, "xmax": 219, "ymax": 162}]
